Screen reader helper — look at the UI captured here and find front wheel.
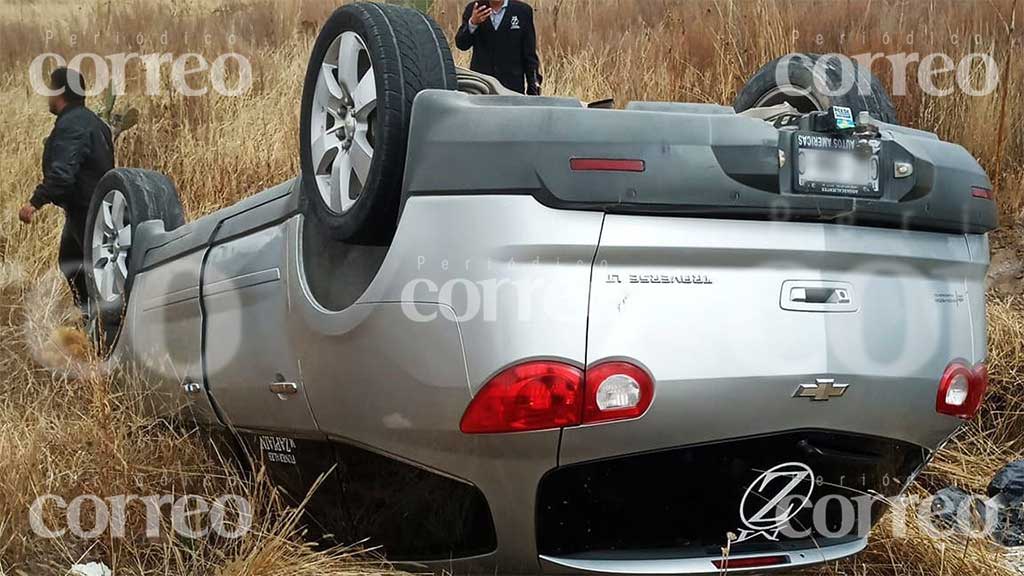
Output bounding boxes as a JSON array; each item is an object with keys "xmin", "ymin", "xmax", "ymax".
[{"xmin": 83, "ymin": 168, "xmax": 185, "ymax": 352}]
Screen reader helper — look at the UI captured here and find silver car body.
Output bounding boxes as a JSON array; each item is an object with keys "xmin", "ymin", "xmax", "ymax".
[{"xmin": 110, "ymin": 89, "xmax": 991, "ymax": 575}]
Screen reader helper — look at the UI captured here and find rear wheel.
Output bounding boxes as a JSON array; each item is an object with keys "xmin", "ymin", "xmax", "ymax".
[
  {"xmin": 299, "ymin": 2, "xmax": 456, "ymax": 244},
  {"xmin": 84, "ymin": 168, "xmax": 185, "ymax": 351},
  {"xmin": 734, "ymin": 53, "xmax": 898, "ymax": 124}
]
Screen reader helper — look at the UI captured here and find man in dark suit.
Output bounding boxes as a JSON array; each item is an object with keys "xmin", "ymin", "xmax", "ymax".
[{"xmin": 455, "ymin": 0, "xmax": 542, "ymax": 95}]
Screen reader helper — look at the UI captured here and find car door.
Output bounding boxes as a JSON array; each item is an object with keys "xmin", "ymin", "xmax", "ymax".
[
  {"xmin": 202, "ymin": 218, "xmax": 317, "ymax": 437},
  {"xmin": 199, "ymin": 188, "xmax": 345, "ymax": 521},
  {"xmin": 126, "ymin": 248, "xmax": 219, "ymax": 424}
]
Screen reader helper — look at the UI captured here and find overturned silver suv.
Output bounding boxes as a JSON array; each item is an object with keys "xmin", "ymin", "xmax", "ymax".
[{"xmin": 83, "ymin": 3, "xmax": 996, "ymax": 575}]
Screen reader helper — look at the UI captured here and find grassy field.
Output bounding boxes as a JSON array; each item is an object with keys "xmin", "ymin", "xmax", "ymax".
[{"xmin": 0, "ymin": 0, "xmax": 1022, "ymax": 574}]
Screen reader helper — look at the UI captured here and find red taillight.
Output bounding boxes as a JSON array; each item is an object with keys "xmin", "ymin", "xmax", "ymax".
[
  {"xmin": 971, "ymin": 186, "xmax": 993, "ymax": 200},
  {"xmin": 461, "ymin": 359, "xmax": 657, "ymax": 434},
  {"xmin": 583, "ymin": 361, "xmax": 654, "ymax": 424},
  {"xmin": 570, "ymin": 158, "xmax": 646, "ymax": 173},
  {"xmin": 460, "ymin": 361, "xmax": 583, "ymax": 434},
  {"xmin": 936, "ymin": 361, "xmax": 988, "ymax": 419},
  {"xmin": 712, "ymin": 555, "xmax": 789, "ymax": 570}
]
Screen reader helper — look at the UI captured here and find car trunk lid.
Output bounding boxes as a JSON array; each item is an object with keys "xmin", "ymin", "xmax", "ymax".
[{"xmin": 561, "ymin": 215, "xmax": 987, "ymax": 466}]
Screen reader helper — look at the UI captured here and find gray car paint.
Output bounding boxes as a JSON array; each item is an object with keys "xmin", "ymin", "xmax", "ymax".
[
  {"xmin": 125, "ymin": 248, "xmax": 219, "ymax": 424},
  {"xmin": 564, "ymin": 214, "xmax": 984, "ymax": 464},
  {"xmin": 109, "ymin": 95, "xmax": 991, "ymax": 576},
  {"xmin": 203, "ymin": 222, "xmax": 317, "ymax": 434}
]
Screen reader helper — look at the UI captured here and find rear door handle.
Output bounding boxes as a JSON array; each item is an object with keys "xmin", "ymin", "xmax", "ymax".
[
  {"xmin": 269, "ymin": 382, "xmax": 299, "ymax": 397},
  {"xmin": 781, "ymin": 280, "xmax": 858, "ymax": 313},
  {"xmin": 790, "ymin": 287, "xmax": 851, "ymax": 304}
]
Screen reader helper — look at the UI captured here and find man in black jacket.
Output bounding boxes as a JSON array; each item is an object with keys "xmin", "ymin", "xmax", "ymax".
[
  {"xmin": 19, "ymin": 68, "xmax": 114, "ymax": 308},
  {"xmin": 455, "ymin": 0, "xmax": 542, "ymax": 95}
]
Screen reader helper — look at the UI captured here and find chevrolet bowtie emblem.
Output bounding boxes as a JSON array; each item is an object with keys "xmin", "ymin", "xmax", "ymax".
[{"xmin": 793, "ymin": 378, "xmax": 849, "ymax": 401}]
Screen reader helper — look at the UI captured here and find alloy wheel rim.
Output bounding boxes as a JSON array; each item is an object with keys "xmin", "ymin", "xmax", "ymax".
[
  {"xmin": 91, "ymin": 189, "xmax": 132, "ymax": 303},
  {"xmin": 311, "ymin": 31, "xmax": 377, "ymax": 215}
]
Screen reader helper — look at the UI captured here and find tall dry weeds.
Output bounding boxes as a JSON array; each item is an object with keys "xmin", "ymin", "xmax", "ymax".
[{"xmin": 0, "ymin": 263, "xmax": 398, "ymax": 574}]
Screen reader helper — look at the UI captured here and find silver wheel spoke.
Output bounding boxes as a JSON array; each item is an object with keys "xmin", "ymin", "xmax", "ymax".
[
  {"xmin": 321, "ymin": 64, "xmax": 345, "ymax": 101},
  {"xmin": 92, "ymin": 237, "xmax": 106, "ymax": 259},
  {"xmin": 110, "ymin": 192, "xmax": 126, "ymax": 229},
  {"xmin": 117, "ymin": 226, "xmax": 132, "ymax": 249},
  {"xmin": 337, "ymin": 33, "xmax": 363, "ymax": 93},
  {"xmin": 352, "ymin": 69, "xmax": 376, "ymax": 119},
  {"xmin": 94, "ymin": 265, "xmax": 105, "ymax": 298},
  {"xmin": 115, "ymin": 259, "xmax": 128, "ymax": 293},
  {"xmin": 101, "ymin": 201, "xmax": 114, "ymax": 232},
  {"xmin": 316, "ymin": 64, "xmax": 344, "ymax": 111},
  {"xmin": 102, "ymin": 263, "xmax": 116, "ymax": 301},
  {"xmin": 311, "ymin": 132, "xmax": 342, "ymax": 174},
  {"xmin": 350, "ymin": 133, "xmax": 373, "ymax": 185},
  {"xmin": 331, "ymin": 152, "xmax": 353, "ymax": 212}
]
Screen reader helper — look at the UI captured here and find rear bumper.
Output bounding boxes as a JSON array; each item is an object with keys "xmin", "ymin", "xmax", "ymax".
[
  {"xmin": 540, "ymin": 537, "xmax": 867, "ymax": 575},
  {"xmin": 404, "ymin": 90, "xmax": 997, "ymax": 235}
]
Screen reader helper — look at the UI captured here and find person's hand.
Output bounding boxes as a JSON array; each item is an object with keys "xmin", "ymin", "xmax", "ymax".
[
  {"xmin": 18, "ymin": 204, "xmax": 36, "ymax": 224},
  {"xmin": 469, "ymin": 3, "xmax": 492, "ymax": 26}
]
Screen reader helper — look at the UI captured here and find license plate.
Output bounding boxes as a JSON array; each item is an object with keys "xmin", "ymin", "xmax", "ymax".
[{"xmin": 795, "ymin": 133, "xmax": 881, "ymax": 197}]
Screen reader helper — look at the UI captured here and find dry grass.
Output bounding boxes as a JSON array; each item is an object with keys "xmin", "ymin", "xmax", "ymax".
[
  {"xmin": 0, "ymin": 271, "xmax": 404, "ymax": 574},
  {"xmin": 0, "ymin": 0, "xmax": 1022, "ymax": 574}
]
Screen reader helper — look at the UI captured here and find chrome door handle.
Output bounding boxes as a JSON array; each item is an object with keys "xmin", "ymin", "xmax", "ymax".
[
  {"xmin": 781, "ymin": 280, "xmax": 858, "ymax": 313},
  {"xmin": 269, "ymin": 382, "xmax": 299, "ymax": 396},
  {"xmin": 789, "ymin": 287, "xmax": 850, "ymax": 304}
]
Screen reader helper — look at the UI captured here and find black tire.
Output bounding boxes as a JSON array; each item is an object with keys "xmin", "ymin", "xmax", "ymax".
[
  {"xmin": 734, "ymin": 53, "xmax": 898, "ymax": 124},
  {"xmin": 84, "ymin": 168, "xmax": 186, "ymax": 351},
  {"xmin": 299, "ymin": 2, "xmax": 456, "ymax": 244}
]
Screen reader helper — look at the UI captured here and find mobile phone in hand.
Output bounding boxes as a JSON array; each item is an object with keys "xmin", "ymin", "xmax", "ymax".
[{"xmin": 476, "ymin": 0, "xmax": 489, "ymax": 8}]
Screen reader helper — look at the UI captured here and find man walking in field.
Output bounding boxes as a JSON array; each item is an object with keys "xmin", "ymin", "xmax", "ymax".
[
  {"xmin": 456, "ymin": 0, "xmax": 542, "ymax": 95},
  {"xmin": 18, "ymin": 67, "xmax": 114, "ymax": 310}
]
